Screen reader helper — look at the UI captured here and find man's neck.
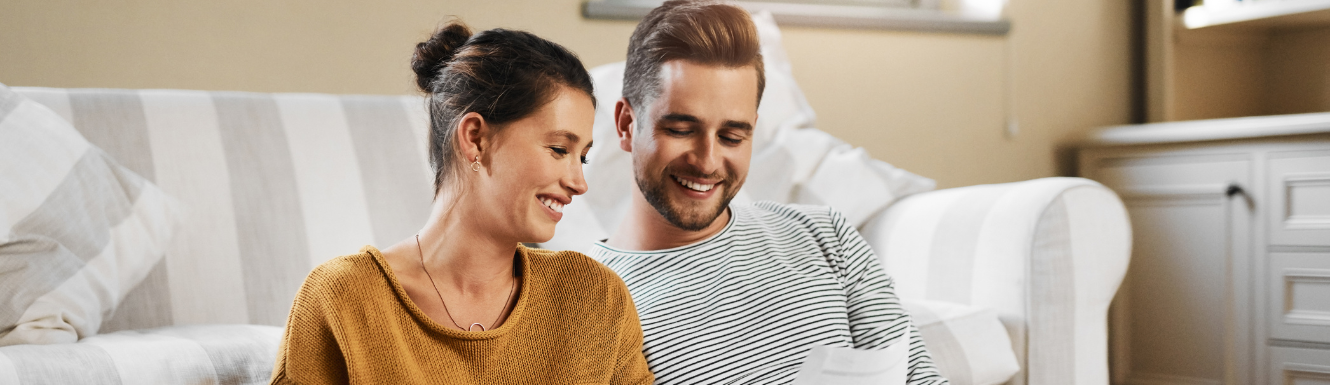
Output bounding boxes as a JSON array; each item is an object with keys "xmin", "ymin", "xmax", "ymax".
[{"xmin": 605, "ymin": 186, "xmax": 731, "ymax": 251}]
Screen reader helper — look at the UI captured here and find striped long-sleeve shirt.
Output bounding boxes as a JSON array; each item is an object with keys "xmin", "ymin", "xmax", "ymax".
[{"xmin": 591, "ymin": 201, "xmax": 948, "ymax": 385}]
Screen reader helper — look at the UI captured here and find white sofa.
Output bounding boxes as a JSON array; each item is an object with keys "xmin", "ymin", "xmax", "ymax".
[{"xmin": 0, "ymin": 81, "xmax": 1129, "ymax": 385}]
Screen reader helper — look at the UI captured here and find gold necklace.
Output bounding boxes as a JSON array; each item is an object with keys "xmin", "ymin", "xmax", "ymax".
[{"xmin": 415, "ymin": 234, "xmax": 516, "ymax": 332}]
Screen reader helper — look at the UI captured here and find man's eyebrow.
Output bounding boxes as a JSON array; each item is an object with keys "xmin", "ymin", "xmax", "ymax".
[
  {"xmin": 658, "ymin": 114, "xmax": 752, "ymax": 132},
  {"xmin": 659, "ymin": 113, "xmax": 700, "ymax": 123},
  {"xmin": 722, "ymin": 120, "xmax": 754, "ymax": 131}
]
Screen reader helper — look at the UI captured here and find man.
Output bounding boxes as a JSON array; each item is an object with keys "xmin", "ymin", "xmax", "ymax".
[{"xmin": 589, "ymin": 1, "xmax": 949, "ymax": 384}]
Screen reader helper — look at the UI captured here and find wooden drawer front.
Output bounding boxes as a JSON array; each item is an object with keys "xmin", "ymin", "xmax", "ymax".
[
  {"xmin": 1269, "ymin": 252, "xmax": 1330, "ymax": 344},
  {"xmin": 1269, "ymin": 346, "xmax": 1330, "ymax": 385},
  {"xmin": 1268, "ymin": 150, "xmax": 1330, "ymax": 247}
]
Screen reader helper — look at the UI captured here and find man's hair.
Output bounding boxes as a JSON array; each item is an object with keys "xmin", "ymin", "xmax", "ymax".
[{"xmin": 622, "ymin": 0, "xmax": 765, "ymax": 117}]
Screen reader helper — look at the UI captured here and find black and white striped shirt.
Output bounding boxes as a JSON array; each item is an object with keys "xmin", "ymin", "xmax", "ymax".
[{"xmin": 591, "ymin": 202, "xmax": 948, "ymax": 384}]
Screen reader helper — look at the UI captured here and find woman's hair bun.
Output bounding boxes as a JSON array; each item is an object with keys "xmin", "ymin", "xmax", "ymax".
[{"xmin": 412, "ymin": 22, "xmax": 473, "ymax": 92}]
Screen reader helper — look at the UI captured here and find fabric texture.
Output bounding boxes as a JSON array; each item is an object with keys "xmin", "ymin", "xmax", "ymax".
[
  {"xmin": 903, "ymin": 299, "xmax": 1020, "ymax": 385},
  {"xmin": 541, "ymin": 11, "xmax": 935, "ymax": 254},
  {"xmin": 13, "ymin": 88, "xmax": 434, "ymax": 333},
  {"xmin": 271, "ymin": 245, "xmax": 653, "ymax": 384},
  {"xmin": 0, "ymin": 324, "xmax": 282, "ymax": 384},
  {"xmin": 591, "ymin": 202, "xmax": 947, "ymax": 385},
  {"xmin": 859, "ymin": 178, "xmax": 1131, "ymax": 385},
  {"xmin": 0, "ymin": 83, "xmax": 183, "ymax": 346}
]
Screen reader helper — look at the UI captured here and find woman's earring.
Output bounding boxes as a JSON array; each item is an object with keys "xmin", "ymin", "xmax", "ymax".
[{"xmin": 470, "ymin": 155, "xmax": 481, "ymax": 172}]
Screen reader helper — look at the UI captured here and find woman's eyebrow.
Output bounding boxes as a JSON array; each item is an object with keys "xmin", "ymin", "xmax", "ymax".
[{"xmin": 546, "ymin": 130, "xmax": 581, "ymax": 143}]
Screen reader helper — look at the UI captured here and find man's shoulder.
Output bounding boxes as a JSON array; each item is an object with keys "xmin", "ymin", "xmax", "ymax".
[{"xmin": 737, "ymin": 201, "xmax": 846, "ymax": 229}]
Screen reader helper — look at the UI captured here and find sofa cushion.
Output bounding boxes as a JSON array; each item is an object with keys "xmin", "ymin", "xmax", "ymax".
[
  {"xmin": 0, "ymin": 324, "xmax": 281, "ymax": 384},
  {"xmin": 0, "ymin": 83, "xmax": 183, "ymax": 345},
  {"xmin": 904, "ymin": 299, "xmax": 1020, "ymax": 385}
]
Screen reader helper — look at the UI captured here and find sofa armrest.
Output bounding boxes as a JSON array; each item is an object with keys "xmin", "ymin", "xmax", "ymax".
[{"xmin": 859, "ymin": 177, "xmax": 1130, "ymax": 385}]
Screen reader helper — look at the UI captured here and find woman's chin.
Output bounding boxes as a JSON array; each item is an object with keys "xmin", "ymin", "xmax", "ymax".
[{"xmin": 521, "ymin": 225, "xmax": 557, "ymax": 245}]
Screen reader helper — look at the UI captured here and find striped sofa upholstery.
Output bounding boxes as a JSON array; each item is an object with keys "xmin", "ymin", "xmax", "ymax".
[
  {"xmin": 861, "ymin": 177, "xmax": 1131, "ymax": 385},
  {"xmin": 12, "ymin": 87, "xmax": 436, "ymax": 332}
]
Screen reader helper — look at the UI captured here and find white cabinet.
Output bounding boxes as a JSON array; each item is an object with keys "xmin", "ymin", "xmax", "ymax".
[{"xmin": 1078, "ymin": 115, "xmax": 1330, "ymax": 385}]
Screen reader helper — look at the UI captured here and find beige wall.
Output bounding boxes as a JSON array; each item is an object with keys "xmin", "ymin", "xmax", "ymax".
[
  {"xmin": 0, "ymin": 0, "xmax": 1133, "ymax": 189},
  {"xmin": 1266, "ymin": 26, "xmax": 1330, "ymax": 116}
]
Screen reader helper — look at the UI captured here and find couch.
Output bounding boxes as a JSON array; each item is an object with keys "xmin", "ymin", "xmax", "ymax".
[{"xmin": 0, "ymin": 16, "xmax": 1129, "ymax": 385}]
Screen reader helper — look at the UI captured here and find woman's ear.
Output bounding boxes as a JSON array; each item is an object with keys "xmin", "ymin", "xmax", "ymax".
[
  {"xmin": 614, "ymin": 98, "xmax": 635, "ymax": 152},
  {"xmin": 455, "ymin": 111, "xmax": 488, "ymax": 162}
]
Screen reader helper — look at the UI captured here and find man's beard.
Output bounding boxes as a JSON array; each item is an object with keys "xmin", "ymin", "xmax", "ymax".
[{"xmin": 636, "ymin": 164, "xmax": 741, "ymax": 231}]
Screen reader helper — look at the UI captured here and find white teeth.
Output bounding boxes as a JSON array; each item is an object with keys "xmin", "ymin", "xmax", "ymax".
[
  {"xmin": 672, "ymin": 176, "xmax": 715, "ymax": 192},
  {"xmin": 540, "ymin": 198, "xmax": 565, "ymax": 213}
]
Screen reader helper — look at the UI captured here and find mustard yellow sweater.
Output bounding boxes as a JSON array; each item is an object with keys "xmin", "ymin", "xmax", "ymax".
[{"xmin": 270, "ymin": 245, "xmax": 653, "ymax": 384}]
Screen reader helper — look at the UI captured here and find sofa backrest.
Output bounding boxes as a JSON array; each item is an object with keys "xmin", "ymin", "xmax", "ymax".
[{"xmin": 15, "ymin": 87, "xmax": 435, "ymax": 332}]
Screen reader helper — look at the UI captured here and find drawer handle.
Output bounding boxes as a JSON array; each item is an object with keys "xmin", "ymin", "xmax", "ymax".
[
  {"xmin": 1225, "ymin": 183, "xmax": 1245, "ymax": 197},
  {"xmin": 1226, "ymin": 183, "xmax": 1255, "ymax": 210}
]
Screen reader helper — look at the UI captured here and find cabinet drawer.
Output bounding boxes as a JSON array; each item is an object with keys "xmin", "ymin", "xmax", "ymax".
[
  {"xmin": 1269, "ymin": 252, "xmax": 1330, "ymax": 344},
  {"xmin": 1268, "ymin": 346, "xmax": 1330, "ymax": 385},
  {"xmin": 1093, "ymin": 154, "xmax": 1248, "ymax": 193},
  {"xmin": 1268, "ymin": 150, "xmax": 1330, "ymax": 247}
]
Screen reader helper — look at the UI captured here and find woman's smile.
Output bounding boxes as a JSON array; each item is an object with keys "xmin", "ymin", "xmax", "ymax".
[{"xmin": 537, "ymin": 194, "xmax": 568, "ymax": 222}]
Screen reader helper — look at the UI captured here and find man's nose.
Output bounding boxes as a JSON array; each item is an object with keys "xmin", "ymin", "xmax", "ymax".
[{"xmin": 688, "ymin": 136, "xmax": 721, "ymax": 176}]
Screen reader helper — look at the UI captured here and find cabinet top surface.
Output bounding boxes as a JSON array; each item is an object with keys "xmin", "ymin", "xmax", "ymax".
[{"xmin": 1079, "ymin": 112, "xmax": 1330, "ymax": 147}]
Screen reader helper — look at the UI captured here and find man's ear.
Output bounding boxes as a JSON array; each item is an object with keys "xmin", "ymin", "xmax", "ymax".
[
  {"xmin": 455, "ymin": 111, "xmax": 488, "ymax": 162},
  {"xmin": 614, "ymin": 97, "xmax": 636, "ymax": 152}
]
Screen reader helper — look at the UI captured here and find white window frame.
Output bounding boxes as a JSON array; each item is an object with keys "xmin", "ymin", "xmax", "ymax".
[{"xmin": 582, "ymin": 0, "xmax": 1010, "ymax": 35}]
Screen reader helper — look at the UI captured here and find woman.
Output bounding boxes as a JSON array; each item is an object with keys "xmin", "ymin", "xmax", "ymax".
[{"xmin": 270, "ymin": 21, "xmax": 653, "ymax": 384}]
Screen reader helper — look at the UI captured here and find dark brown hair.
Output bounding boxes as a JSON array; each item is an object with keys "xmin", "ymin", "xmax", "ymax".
[
  {"xmin": 412, "ymin": 21, "xmax": 595, "ymax": 196},
  {"xmin": 622, "ymin": 0, "xmax": 764, "ymax": 117}
]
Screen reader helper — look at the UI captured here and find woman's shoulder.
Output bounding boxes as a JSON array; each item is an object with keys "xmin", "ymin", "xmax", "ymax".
[
  {"xmin": 522, "ymin": 246, "xmax": 628, "ymax": 292},
  {"xmin": 300, "ymin": 246, "xmax": 388, "ymax": 296}
]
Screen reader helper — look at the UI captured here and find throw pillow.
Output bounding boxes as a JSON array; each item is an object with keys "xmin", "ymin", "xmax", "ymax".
[{"xmin": 0, "ymin": 82, "xmax": 183, "ymax": 345}]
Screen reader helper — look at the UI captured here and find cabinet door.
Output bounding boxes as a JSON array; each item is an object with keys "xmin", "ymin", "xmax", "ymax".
[
  {"xmin": 1267, "ymin": 150, "xmax": 1330, "ymax": 247},
  {"xmin": 1269, "ymin": 346, "xmax": 1330, "ymax": 385},
  {"xmin": 1092, "ymin": 154, "xmax": 1254, "ymax": 385}
]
